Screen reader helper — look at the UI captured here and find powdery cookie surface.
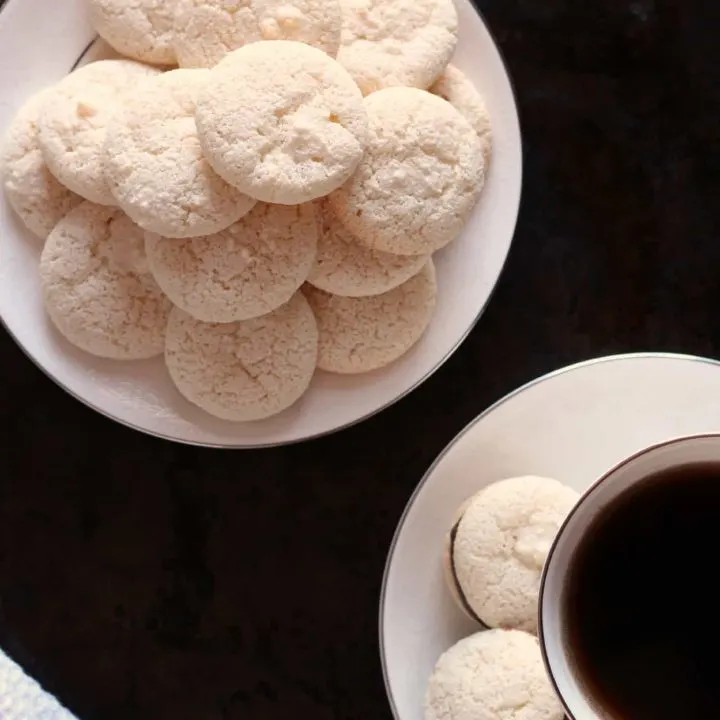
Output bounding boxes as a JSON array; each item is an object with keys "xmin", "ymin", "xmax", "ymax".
[
  {"xmin": 196, "ymin": 41, "xmax": 368, "ymax": 204},
  {"xmin": 40, "ymin": 201, "xmax": 172, "ymax": 360},
  {"xmin": 104, "ymin": 68, "xmax": 255, "ymax": 238},
  {"xmin": 430, "ymin": 64, "xmax": 493, "ymax": 164},
  {"xmin": 173, "ymin": 0, "xmax": 342, "ymax": 69},
  {"xmin": 165, "ymin": 293, "xmax": 318, "ymax": 421},
  {"xmin": 307, "ymin": 200, "xmax": 428, "ymax": 297},
  {"xmin": 1, "ymin": 88, "xmax": 82, "ymax": 240},
  {"xmin": 38, "ymin": 60, "xmax": 161, "ymax": 206},
  {"xmin": 88, "ymin": 0, "xmax": 180, "ymax": 65},
  {"xmin": 304, "ymin": 259, "xmax": 436, "ymax": 373},
  {"xmin": 146, "ymin": 202, "xmax": 319, "ymax": 322},
  {"xmin": 252, "ymin": 0, "xmax": 341, "ymax": 53},
  {"xmin": 450, "ymin": 476, "xmax": 579, "ymax": 633},
  {"xmin": 337, "ymin": 0, "xmax": 457, "ymax": 95},
  {"xmin": 425, "ymin": 630, "xmax": 564, "ymax": 720},
  {"xmin": 329, "ymin": 87, "xmax": 485, "ymax": 255}
]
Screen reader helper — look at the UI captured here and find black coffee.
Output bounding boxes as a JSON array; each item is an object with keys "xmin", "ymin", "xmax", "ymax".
[{"xmin": 564, "ymin": 462, "xmax": 720, "ymax": 719}]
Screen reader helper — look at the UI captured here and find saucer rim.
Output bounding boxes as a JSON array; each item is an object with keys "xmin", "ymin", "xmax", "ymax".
[{"xmin": 378, "ymin": 351, "xmax": 720, "ymax": 720}]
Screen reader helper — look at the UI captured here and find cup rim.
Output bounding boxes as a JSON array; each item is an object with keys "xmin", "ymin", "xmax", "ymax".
[{"xmin": 537, "ymin": 431, "xmax": 720, "ymax": 720}]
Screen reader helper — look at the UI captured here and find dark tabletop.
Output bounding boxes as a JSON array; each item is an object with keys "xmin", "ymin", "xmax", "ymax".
[{"xmin": 1, "ymin": 0, "xmax": 719, "ymax": 718}]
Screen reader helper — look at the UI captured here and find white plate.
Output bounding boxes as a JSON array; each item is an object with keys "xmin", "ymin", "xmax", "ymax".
[
  {"xmin": 0, "ymin": 0, "xmax": 522, "ymax": 447},
  {"xmin": 380, "ymin": 353, "xmax": 720, "ymax": 720}
]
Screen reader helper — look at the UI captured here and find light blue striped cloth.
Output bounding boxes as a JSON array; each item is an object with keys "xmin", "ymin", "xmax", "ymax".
[{"xmin": 0, "ymin": 649, "xmax": 77, "ymax": 719}]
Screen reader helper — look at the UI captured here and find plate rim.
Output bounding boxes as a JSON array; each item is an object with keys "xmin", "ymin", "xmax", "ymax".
[
  {"xmin": 0, "ymin": 0, "xmax": 523, "ymax": 449},
  {"xmin": 378, "ymin": 351, "xmax": 720, "ymax": 719}
]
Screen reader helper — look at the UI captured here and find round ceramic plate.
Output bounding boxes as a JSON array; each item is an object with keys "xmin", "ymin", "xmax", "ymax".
[
  {"xmin": 0, "ymin": 0, "xmax": 522, "ymax": 447},
  {"xmin": 380, "ymin": 353, "xmax": 720, "ymax": 720}
]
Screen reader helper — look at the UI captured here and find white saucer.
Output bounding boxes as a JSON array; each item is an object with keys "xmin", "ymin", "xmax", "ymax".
[
  {"xmin": 380, "ymin": 353, "xmax": 720, "ymax": 720},
  {"xmin": 0, "ymin": 0, "xmax": 521, "ymax": 447}
]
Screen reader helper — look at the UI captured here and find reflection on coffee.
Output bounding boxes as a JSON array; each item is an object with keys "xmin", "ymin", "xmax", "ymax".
[{"xmin": 564, "ymin": 463, "xmax": 720, "ymax": 718}]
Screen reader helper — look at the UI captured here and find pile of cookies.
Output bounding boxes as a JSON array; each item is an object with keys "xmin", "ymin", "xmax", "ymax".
[
  {"xmin": 426, "ymin": 476, "xmax": 579, "ymax": 720},
  {"xmin": 1, "ymin": 0, "xmax": 492, "ymax": 423}
]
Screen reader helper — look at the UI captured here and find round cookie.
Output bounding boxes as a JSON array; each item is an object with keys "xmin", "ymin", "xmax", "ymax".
[
  {"xmin": 195, "ymin": 41, "xmax": 369, "ymax": 204},
  {"xmin": 425, "ymin": 629, "xmax": 564, "ymax": 720},
  {"xmin": 40, "ymin": 201, "xmax": 172, "ymax": 360},
  {"xmin": 252, "ymin": 0, "xmax": 342, "ymax": 54},
  {"xmin": 446, "ymin": 476, "xmax": 579, "ymax": 633},
  {"xmin": 329, "ymin": 87, "xmax": 485, "ymax": 255},
  {"xmin": 88, "ymin": 0, "xmax": 180, "ymax": 65},
  {"xmin": 37, "ymin": 60, "xmax": 161, "ymax": 205},
  {"xmin": 173, "ymin": 0, "xmax": 342, "ymax": 69},
  {"xmin": 303, "ymin": 259, "xmax": 436, "ymax": 373},
  {"xmin": 337, "ymin": 0, "xmax": 457, "ymax": 95},
  {"xmin": 165, "ymin": 293, "xmax": 319, "ymax": 421},
  {"xmin": 430, "ymin": 64, "xmax": 493, "ymax": 164},
  {"xmin": 146, "ymin": 202, "xmax": 319, "ymax": 323},
  {"xmin": 307, "ymin": 200, "xmax": 428, "ymax": 297},
  {"xmin": 104, "ymin": 68, "xmax": 256, "ymax": 238},
  {"xmin": 1, "ymin": 88, "xmax": 82, "ymax": 240}
]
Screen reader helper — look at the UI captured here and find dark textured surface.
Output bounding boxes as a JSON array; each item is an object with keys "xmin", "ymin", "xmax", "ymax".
[{"xmin": 1, "ymin": 0, "xmax": 719, "ymax": 718}]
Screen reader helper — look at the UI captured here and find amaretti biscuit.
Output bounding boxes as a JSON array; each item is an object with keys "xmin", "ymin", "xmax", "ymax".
[
  {"xmin": 425, "ymin": 629, "xmax": 564, "ymax": 720},
  {"xmin": 195, "ymin": 41, "xmax": 369, "ymax": 204},
  {"xmin": 164, "ymin": 292, "xmax": 318, "ymax": 421},
  {"xmin": 329, "ymin": 87, "xmax": 485, "ymax": 256},
  {"xmin": 337, "ymin": 0, "xmax": 458, "ymax": 95},
  {"xmin": 40, "ymin": 202, "xmax": 172, "ymax": 360},
  {"xmin": 146, "ymin": 202, "xmax": 318, "ymax": 323},
  {"xmin": 1, "ymin": 88, "xmax": 82, "ymax": 240},
  {"xmin": 445, "ymin": 476, "xmax": 579, "ymax": 633},
  {"xmin": 38, "ymin": 60, "xmax": 161, "ymax": 205},
  {"xmin": 104, "ymin": 68, "xmax": 256, "ymax": 238},
  {"xmin": 173, "ymin": 0, "xmax": 342, "ymax": 69},
  {"xmin": 88, "ymin": 0, "xmax": 180, "ymax": 65},
  {"xmin": 304, "ymin": 259, "xmax": 436, "ymax": 373},
  {"xmin": 307, "ymin": 199, "xmax": 428, "ymax": 297}
]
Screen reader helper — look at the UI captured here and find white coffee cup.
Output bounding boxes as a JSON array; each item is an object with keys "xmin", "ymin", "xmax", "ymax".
[{"xmin": 538, "ymin": 433, "xmax": 720, "ymax": 720}]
